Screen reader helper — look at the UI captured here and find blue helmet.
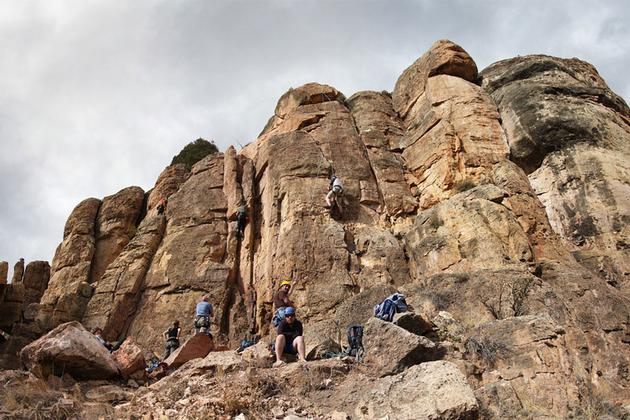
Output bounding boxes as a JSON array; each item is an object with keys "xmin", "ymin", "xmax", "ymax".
[{"xmin": 285, "ymin": 307, "xmax": 296, "ymax": 316}]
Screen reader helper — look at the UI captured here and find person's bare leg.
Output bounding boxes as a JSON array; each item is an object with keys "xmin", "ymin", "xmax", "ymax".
[
  {"xmin": 294, "ymin": 336, "xmax": 306, "ymax": 362},
  {"xmin": 275, "ymin": 334, "xmax": 286, "ymax": 362}
]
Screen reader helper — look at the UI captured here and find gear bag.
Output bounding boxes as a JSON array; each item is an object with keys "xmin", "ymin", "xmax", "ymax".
[
  {"xmin": 346, "ymin": 325, "xmax": 364, "ymax": 356},
  {"xmin": 373, "ymin": 293, "xmax": 408, "ymax": 322},
  {"xmin": 272, "ymin": 307, "xmax": 286, "ymax": 328}
]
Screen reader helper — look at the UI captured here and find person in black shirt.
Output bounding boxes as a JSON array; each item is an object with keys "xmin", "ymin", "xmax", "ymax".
[
  {"xmin": 273, "ymin": 307, "xmax": 306, "ymax": 367},
  {"xmin": 162, "ymin": 320, "xmax": 181, "ymax": 359}
]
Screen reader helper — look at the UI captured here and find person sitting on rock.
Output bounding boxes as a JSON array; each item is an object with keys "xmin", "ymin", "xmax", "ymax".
[
  {"xmin": 325, "ymin": 175, "xmax": 344, "ymax": 210},
  {"xmin": 92, "ymin": 327, "xmax": 114, "ymax": 352},
  {"xmin": 194, "ymin": 295, "xmax": 213, "ymax": 336},
  {"xmin": 162, "ymin": 320, "xmax": 181, "ymax": 359},
  {"xmin": 272, "ymin": 280, "xmax": 295, "ymax": 327},
  {"xmin": 273, "ymin": 307, "xmax": 306, "ymax": 367}
]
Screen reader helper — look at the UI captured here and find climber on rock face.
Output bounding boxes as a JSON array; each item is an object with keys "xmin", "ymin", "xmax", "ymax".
[
  {"xmin": 163, "ymin": 320, "xmax": 181, "ymax": 358},
  {"xmin": 325, "ymin": 175, "xmax": 344, "ymax": 213},
  {"xmin": 194, "ymin": 295, "xmax": 213, "ymax": 336},
  {"xmin": 272, "ymin": 280, "xmax": 294, "ymax": 327},
  {"xmin": 236, "ymin": 203, "xmax": 248, "ymax": 237},
  {"xmin": 273, "ymin": 307, "xmax": 306, "ymax": 367},
  {"xmin": 157, "ymin": 198, "xmax": 167, "ymax": 215}
]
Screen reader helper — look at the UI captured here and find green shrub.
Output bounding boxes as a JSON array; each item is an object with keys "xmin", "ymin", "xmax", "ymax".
[{"xmin": 171, "ymin": 138, "xmax": 219, "ymax": 169}]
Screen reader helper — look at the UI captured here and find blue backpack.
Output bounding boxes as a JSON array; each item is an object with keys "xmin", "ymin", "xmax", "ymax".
[
  {"xmin": 373, "ymin": 293, "xmax": 408, "ymax": 322},
  {"xmin": 272, "ymin": 307, "xmax": 286, "ymax": 328}
]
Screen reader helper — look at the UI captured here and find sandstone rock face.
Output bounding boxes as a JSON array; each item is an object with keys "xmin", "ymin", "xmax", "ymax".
[
  {"xmin": 89, "ymin": 186, "xmax": 145, "ymax": 285},
  {"xmin": 481, "ymin": 55, "xmax": 630, "ymax": 290},
  {"xmin": 0, "ymin": 261, "xmax": 8, "ymax": 284},
  {"xmin": 12, "ymin": 258, "xmax": 25, "ymax": 283},
  {"xmin": 6, "ymin": 39, "xmax": 630, "ymax": 419},
  {"xmin": 146, "ymin": 163, "xmax": 190, "ymax": 213},
  {"xmin": 125, "ymin": 154, "xmax": 238, "ymax": 352},
  {"xmin": 40, "ymin": 198, "xmax": 101, "ymax": 328},
  {"xmin": 346, "ymin": 91, "xmax": 416, "ymax": 216},
  {"xmin": 248, "ymin": 81, "xmax": 409, "ymax": 335},
  {"xmin": 20, "ymin": 321, "xmax": 119, "ymax": 379},
  {"xmin": 22, "ymin": 261, "xmax": 50, "ymax": 305},
  {"xmin": 392, "ymin": 40, "xmax": 507, "ymax": 209},
  {"xmin": 363, "ymin": 317, "xmax": 436, "ymax": 376},
  {"xmin": 355, "ymin": 361, "xmax": 478, "ymax": 420},
  {"xmin": 82, "ymin": 215, "xmax": 166, "ymax": 340}
]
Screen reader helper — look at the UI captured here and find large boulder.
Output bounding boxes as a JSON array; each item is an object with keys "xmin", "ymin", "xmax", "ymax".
[
  {"xmin": 20, "ymin": 321, "xmax": 119, "ymax": 379},
  {"xmin": 112, "ymin": 337, "xmax": 145, "ymax": 379},
  {"xmin": 355, "ymin": 361, "xmax": 478, "ymax": 419},
  {"xmin": 163, "ymin": 333, "xmax": 214, "ymax": 369},
  {"xmin": 363, "ymin": 317, "xmax": 436, "ymax": 376}
]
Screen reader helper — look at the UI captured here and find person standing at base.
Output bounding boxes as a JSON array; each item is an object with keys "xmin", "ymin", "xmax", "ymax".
[
  {"xmin": 273, "ymin": 307, "xmax": 306, "ymax": 367},
  {"xmin": 194, "ymin": 295, "xmax": 213, "ymax": 336},
  {"xmin": 162, "ymin": 320, "xmax": 181, "ymax": 359}
]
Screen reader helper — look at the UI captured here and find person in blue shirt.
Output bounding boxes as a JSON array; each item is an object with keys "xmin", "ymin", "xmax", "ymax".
[{"xmin": 194, "ymin": 295, "xmax": 213, "ymax": 336}]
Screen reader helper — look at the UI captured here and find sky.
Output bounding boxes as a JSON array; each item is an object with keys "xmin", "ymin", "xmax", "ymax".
[{"xmin": 0, "ymin": 0, "xmax": 628, "ymax": 277}]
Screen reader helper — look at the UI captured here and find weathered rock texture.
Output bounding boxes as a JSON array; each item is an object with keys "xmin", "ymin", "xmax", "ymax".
[
  {"xmin": 20, "ymin": 321, "xmax": 119, "ymax": 379},
  {"xmin": 355, "ymin": 361, "xmax": 478, "ymax": 419},
  {"xmin": 2, "ymin": 39, "xmax": 629, "ymax": 418},
  {"xmin": 481, "ymin": 55, "xmax": 630, "ymax": 293}
]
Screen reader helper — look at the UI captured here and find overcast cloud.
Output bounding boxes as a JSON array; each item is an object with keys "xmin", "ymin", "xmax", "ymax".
[{"xmin": 1, "ymin": 0, "xmax": 628, "ymax": 276}]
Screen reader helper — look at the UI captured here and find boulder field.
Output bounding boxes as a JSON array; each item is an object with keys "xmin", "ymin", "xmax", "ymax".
[{"xmin": 1, "ymin": 39, "xmax": 630, "ymax": 419}]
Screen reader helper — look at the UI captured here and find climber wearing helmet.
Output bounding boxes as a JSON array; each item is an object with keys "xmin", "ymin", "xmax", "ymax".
[
  {"xmin": 273, "ymin": 306, "xmax": 307, "ymax": 367},
  {"xmin": 272, "ymin": 280, "xmax": 295, "ymax": 328}
]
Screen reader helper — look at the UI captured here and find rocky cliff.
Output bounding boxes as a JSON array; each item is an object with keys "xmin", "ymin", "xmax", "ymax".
[{"xmin": 1, "ymin": 40, "xmax": 629, "ymax": 418}]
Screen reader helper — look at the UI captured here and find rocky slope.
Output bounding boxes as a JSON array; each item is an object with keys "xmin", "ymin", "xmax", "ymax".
[{"xmin": 1, "ymin": 39, "xmax": 629, "ymax": 418}]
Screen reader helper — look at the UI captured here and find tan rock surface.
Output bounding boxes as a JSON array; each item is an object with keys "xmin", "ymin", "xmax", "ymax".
[
  {"xmin": 90, "ymin": 186, "xmax": 145, "ymax": 285},
  {"xmin": 22, "ymin": 261, "xmax": 50, "ymax": 305},
  {"xmin": 363, "ymin": 317, "xmax": 436, "ymax": 377},
  {"xmin": 82, "ymin": 215, "xmax": 166, "ymax": 340},
  {"xmin": 481, "ymin": 54, "xmax": 630, "ymax": 289},
  {"xmin": 147, "ymin": 163, "xmax": 189, "ymax": 213},
  {"xmin": 355, "ymin": 361, "xmax": 478, "ymax": 420}
]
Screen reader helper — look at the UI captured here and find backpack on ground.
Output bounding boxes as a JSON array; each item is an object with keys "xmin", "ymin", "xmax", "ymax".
[{"xmin": 373, "ymin": 293, "xmax": 408, "ymax": 322}]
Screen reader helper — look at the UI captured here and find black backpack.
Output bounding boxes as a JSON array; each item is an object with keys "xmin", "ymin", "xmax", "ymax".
[{"xmin": 346, "ymin": 325, "xmax": 364, "ymax": 356}]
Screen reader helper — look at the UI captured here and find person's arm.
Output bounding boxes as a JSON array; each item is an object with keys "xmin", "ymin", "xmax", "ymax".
[
  {"xmin": 163, "ymin": 330, "xmax": 168, "ymax": 340},
  {"xmin": 176, "ymin": 328, "xmax": 181, "ymax": 340}
]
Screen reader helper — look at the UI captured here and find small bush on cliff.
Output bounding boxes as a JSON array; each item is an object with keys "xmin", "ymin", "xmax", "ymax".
[{"xmin": 171, "ymin": 138, "xmax": 219, "ymax": 169}]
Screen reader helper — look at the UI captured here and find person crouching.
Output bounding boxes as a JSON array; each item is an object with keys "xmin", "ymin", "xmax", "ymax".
[{"xmin": 273, "ymin": 307, "xmax": 306, "ymax": 367}]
